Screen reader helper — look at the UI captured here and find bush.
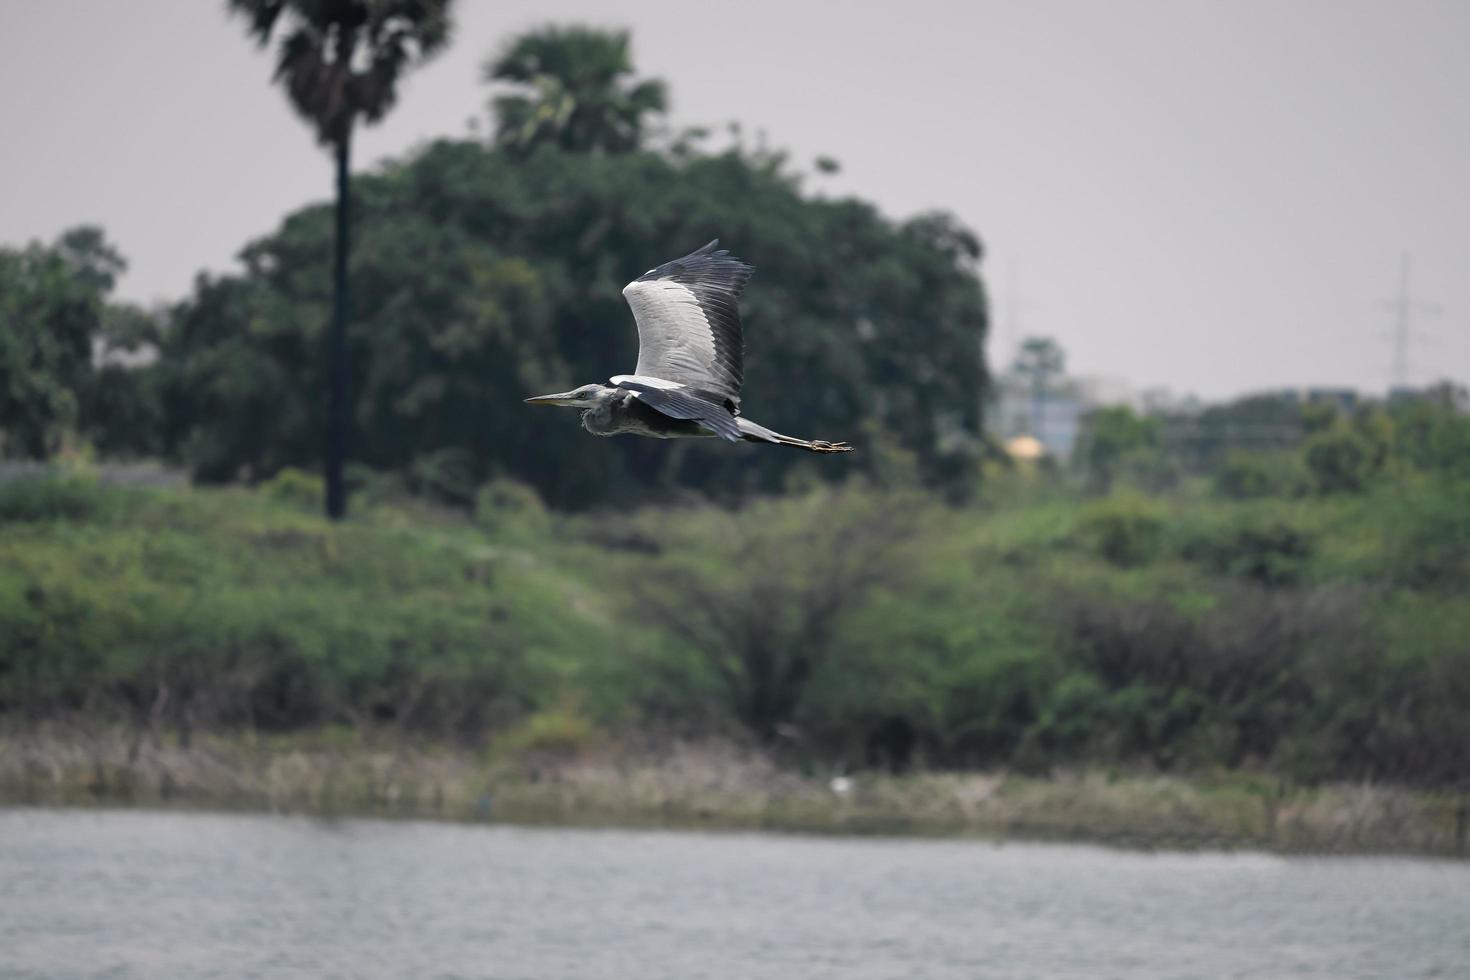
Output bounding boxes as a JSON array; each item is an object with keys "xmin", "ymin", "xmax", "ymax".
[
  {"xmin": 260, "ymin": 467, "xmax": 323, "ymax": 509},
  {"xmin": 496, "ymin": 699, "xmax": 597, "ymax": 757},
  {"xmin": 0, "ymin": 472, "xmax": 110, "ymax": 523},
  {"xmin": 1388, "ymin": 387, "xmax": 1470, "ymax": 479},
  {"xmin": 1304, "ymin": 419, "xmax": 1389, "ymax": 494},
  {"xmin": 475, "ymin": 477, "xmax": 551, "ymax": 537},
  {"xmin": 628, "ymin": 488, "xmax": 926, "ymax": 739},
  {"xmin": 4, "ymin": 464, "xmax": 1468, "ymax": 787},
  {"xmin": 1213, "ymin": 451, "xmax": 1305, "ymax": 500},
  {"xmin": 1047, "ymin": 586, "xmax": 1336, "ymax": 771},
  {"xmin": 1375, "ymin": 481, "xmax": 1470, "ymax": 591},
  {"xmin": 1076, "ymin": 406, "xmax": 1160, "ymax": 492},
  {"xmin": 0, "ymin": 479, "xmax": 585, "ymax": 735},
  {"xmin": 1077, "ymin": 495, "xmax": 1166, "ymax": 567},
  {"xmin": 408, "ymin": 448, "xmax": 480, "ymax": 508},
  {"xmin": 1182, "ymin": 519, "xmax": 1314, "ymax": 587}
]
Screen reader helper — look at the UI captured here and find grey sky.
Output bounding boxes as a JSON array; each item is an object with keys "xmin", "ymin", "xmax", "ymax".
[{"xmin": 3, "ymin": 0, "xmax": 1467, "ymax": 400}]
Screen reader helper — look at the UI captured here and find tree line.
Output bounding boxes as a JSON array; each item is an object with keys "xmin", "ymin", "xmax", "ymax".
[{"xmin": 0, "ymin": 14, "xmax": 989, "ymax": 512}]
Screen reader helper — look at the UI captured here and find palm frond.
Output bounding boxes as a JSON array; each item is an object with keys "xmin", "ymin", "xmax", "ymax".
[
  {"xmin": 230, "ymin": 0, "xmax": 454, "ymax": 145},
  {"xmin": 483, "ymin": 24, "xmax": 665, "ymax": 155}
]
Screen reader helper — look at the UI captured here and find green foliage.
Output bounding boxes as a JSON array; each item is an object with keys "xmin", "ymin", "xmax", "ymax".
[
  {"xmin": 2, "ymin": 471, "xmax": 1469, "ymax": 786},
  {"xmin": 1011, "ymin": 336, "xmax": 1064, "ymax": 386},
  {"xmin": 474, "ymin": 477, "xmax": 551, "ymax": 538},
  {"xmin": 159, "ymin": 136, "xmax": 987, "ymax": 507},
  {"xmin": 0, "ymin": 481, "xmax": 604, "ymax": 736},
  {"xmin": 1304, "ymin": 418, "xmax": 1389, "ymax": 494},
  {"xmin": 0, "ymin": 235, "xmax": 105, "ymax": 459},
  {"xmin": 486, "ymin": 26, "xmax": 667, "ymax": 154},
  {"xmin": 1077, "ymin": 494, "xmax": 1166, "ymax": 567},
  {"xmin": 1181, "ymin": 517, "xmax": 1314, "ymax": 587},
  {"xmin": 1371, "ymin": 479, "xmax": 1470, "ymax": 591},
  {"xmin": 496, "ymin": 697, "xmax": 598, "ymax": 757},
  {"xmin": 54, "ymin": 225, "xmax": 127, "ymax": 294},
  {"xmin": 1212, "ymin": 450, "xmax": 1306, "ymax": 499},
  {"xmin": 407, "ymin": 448, "xmax": 481, "ymax": 507},
  {"xmin": 1387, "ymin": 383, "xmax": 1470, "ymax": 479},
  {"xmin": 0, "ymin": 228, "xmax": 172, "ymax": 465},
  {"xmin": 1155, "ymin": 392, "xmax": 1306, "ymax": 472},
  {"xmin": 0, "ymin": 472, "xmax": 113, "ymax": 524},
  {"xmin": 84, "ymin": 365, "xmax": 164, "ymax": 461},
  {"xmin": 262, "ymin": 466, "xmax": 324, "ymax": 509},
  {"xmin": 1077, "ymin": 405, "xmax": 1160, "ymax": 492},
  {"xmin": 626, "ymin": 488, "xmax": 927, "ymax": 739}
]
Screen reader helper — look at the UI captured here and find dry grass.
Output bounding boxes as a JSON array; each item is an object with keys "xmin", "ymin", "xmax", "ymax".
[{"xmin": 1, "ymin": 725, "xmax": 1465, "ymax": 856}]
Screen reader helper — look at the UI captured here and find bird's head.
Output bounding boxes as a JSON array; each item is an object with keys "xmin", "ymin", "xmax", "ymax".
[{"xmin": 523, "ymin": 383, "xmax": 613, "ymax": 409}]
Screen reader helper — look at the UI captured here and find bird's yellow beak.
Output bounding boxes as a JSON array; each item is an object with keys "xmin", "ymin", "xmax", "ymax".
[{"xmin": 524, "ymin": 391, "xmax": 578, "ymax": 407}]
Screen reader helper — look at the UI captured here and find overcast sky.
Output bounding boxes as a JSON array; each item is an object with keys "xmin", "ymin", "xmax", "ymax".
[{"xmin": 3, "ymin": 0, "xmax": 1466, "ymax": 400}]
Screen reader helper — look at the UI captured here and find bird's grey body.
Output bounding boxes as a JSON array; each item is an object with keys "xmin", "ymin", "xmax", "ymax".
[
  {"xmin": 525, "ymin": 240, "xmax": 852, "ymax": 454},
  {"xmin": 577, "ymin": 388, "xmax": 712, "ymax": 440}
]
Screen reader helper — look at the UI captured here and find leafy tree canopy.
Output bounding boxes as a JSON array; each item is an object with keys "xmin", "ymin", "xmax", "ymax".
[
  {"xmin": 157, "ymin": 42, "xmax": 989, "ymax": 506},
  {"xmin": 485, "ymin": 25, "xmax": 668, "ymax": 155},
  {"xmin": 0, "ymin": 228, "xmax": 155, "ymax": 460}
]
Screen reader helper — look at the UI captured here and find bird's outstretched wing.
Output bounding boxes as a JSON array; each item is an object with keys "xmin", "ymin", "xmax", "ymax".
[{"xmin": 620, "ymin": 240, "xmax": 752, "ymax": 409}]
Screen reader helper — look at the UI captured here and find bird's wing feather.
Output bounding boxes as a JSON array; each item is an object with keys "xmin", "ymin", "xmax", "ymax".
[
  {"xmin": 622, "ymin": 240, "xmax": 752, "ymax": 409},
  {"xmin": 614, "ymin": 379, "xmax": 743, "ymax": 442}
]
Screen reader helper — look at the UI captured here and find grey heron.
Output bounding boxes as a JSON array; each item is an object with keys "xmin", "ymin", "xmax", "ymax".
[{"xmin": 524, "ymin": 241, "xmax": 853, "ymax": 453}]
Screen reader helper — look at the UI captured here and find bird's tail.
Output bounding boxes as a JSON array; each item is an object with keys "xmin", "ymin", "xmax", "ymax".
[{"xmin": 737, "ymin": 417, "xmax": 853, "ymax": 454}]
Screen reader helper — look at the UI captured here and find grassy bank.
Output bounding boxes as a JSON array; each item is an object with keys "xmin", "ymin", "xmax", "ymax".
[
  {"xmin": 3, "ymin": 468, "xmax": 1468, "ymax": 813},
  {"xmin": 3, "ymin": 727, "xmax": 1466, "ymax": 857}
]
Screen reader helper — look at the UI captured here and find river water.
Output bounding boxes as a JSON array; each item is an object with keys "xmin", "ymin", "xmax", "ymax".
[{"xmin": 1, "ymin": 808, "xmax": 1466, "ymax": 979}]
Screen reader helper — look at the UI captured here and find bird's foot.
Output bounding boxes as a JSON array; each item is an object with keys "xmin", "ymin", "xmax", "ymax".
[{"xmin": 809, "ymin": 440, "xmax": 854, "ymax": 454}]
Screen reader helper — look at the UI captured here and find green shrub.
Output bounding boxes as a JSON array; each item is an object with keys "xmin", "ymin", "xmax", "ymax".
[
  {"xmin": 1213, "ymin": 451, "xmax": 1306, "ymax": 499},
  {"xmin": 496, "ymin": 698, "xmax": 597, "ymax": 757},
  {"xmin": 1076, "ymin": 405, "xmax": 1160, "ymax": 492},
  {"xmin": 0, "ymin": 473, "xmax": 110, "ymax": 523},
  {"xmin": 260, "ymin": 467, "xmax": 322, "ymax": 509},
  {"xmin": 475, "ymin": 477, "xmax": 551, "ymax": 537},
  {"xmin": 4, "ymin": 466, "xmax": 1469, "ymax": 787},
  {"xmin": 408, "ymin": 448, "xmax": 479, "ymax": 508},
  {"xmin": 1035, "ymin": 672, "xmax": 1109, "ymax": 756},
  {"xmin": 1077, "ymin": 495, "xmax": 1166, "ymax": 567},
  {"xmin": 1389, "ymin": 387, "xmax": 1470, "ymax": 478},
  {"xmin": 1376, "ymin": 481, "xmax": 1470, "ymax": 591},
  {"xmin": 1181, "ymin": 519, "xmax": 1314, "ymax": 587},
  {"xmin": 1304, "ymin": 419, "xmax": 1389, "ymax": 494}
]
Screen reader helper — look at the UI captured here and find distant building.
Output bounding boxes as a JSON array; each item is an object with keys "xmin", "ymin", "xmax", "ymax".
[
  {"xmin": 988, "ymin": 375, "xmax": 1088, "ymax": 460},
  {"xmin": 1004, "ymin": 434, "xmax": 1045, "ymax": 461}
]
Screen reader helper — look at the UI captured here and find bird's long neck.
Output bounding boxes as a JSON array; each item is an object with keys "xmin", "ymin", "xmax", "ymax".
[{"xmin": 580, "ymin": 389, "xmax": 627, "ymax": 436}]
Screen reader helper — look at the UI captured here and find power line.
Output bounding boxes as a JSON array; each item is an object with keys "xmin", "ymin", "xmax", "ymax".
[
  {"xmin": 1378, "ymin": 252, "xmax": 1441, "ymax": 388},
  {"xmin": 998, "ymin": 256, "xmax": 1038, "ymax": 371}
]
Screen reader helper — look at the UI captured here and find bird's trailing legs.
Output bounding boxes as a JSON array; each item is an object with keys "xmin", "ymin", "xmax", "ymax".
[
  {"xmin": 736, "ymin": 417, "xmax": 853, "ymax": 453},
  {"xmin": 761, "ymin": 435, "xmax": 853, "ymax": 453}
]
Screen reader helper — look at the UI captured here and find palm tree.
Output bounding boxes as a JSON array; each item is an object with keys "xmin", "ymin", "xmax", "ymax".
[
  {"xmin": 228, "ymin": 0, "xmax": 454, "ymax": 519},
  {"xmin": 486, "ymin": 26, "xmax": 667, "ymax": 154}
]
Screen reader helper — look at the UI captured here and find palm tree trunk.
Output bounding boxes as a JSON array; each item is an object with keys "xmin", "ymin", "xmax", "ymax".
[{"xmin": 325, "ymin": 130, "xmax": 352, "ymax": 519}]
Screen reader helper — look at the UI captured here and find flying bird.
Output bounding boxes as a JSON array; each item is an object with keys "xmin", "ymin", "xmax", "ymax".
[{"xmin": 524, "ymin": 241, "xmax": 852, "ymax": 453}]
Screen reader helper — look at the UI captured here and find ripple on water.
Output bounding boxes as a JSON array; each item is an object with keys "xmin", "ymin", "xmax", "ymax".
[{"xmin": 1, "ymin": 808, "xmax": 1467, "ymax": 980}]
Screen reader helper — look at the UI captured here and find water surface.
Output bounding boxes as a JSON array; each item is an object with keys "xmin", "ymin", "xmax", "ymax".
[{"xmin": 2, "ymin": 808, "xmax": 1466, "ymax": 979}]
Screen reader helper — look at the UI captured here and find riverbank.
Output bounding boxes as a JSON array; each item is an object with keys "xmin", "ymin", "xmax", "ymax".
[{"xmin": 2, "ymin": 727, "xmax": 1464, "ymax": 857}]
